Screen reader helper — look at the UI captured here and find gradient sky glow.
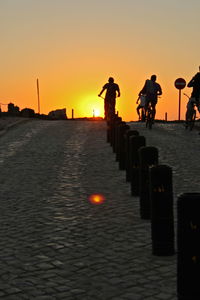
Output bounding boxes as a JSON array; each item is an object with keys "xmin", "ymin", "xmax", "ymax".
[{"xmin": 1, "ymin": 0, "xmax": 200, "ymax": 120}]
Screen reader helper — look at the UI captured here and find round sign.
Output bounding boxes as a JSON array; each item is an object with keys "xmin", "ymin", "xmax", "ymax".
[{"xmin": 174, "ymin": 78, "xmax": 186, "ymax": 90}]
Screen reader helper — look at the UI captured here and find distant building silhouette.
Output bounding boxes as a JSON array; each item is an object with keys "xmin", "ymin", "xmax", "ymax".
[
  {"xmin": 48, "ymin": 108, "xmax": 67, "ymax": 120},
  {"xmin": 8, "ymin": 103, "xmax": 20, "ymax": 116},
  {"xmin": 20, "ymin": 108, "xmax": 35, "ymax": 118}
]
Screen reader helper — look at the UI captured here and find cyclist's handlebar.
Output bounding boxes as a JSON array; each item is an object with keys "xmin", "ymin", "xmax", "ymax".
[
  {"xmin": 98, "ymin": 95, "xmax": 120, "ymax": 99},
  {"xmin": 183, "ymin": 93, "xmax": 190, "ymax": 99}
]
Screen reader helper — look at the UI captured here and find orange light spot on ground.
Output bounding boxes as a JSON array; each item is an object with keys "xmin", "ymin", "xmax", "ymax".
[{"xmin": 89, "ymin": 194, "xmax": 105, "ymax": 205}]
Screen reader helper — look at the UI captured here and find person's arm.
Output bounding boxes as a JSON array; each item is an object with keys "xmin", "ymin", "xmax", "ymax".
[
  {"xmin": 98, "ymin": 87, "xmax": 106, "ymax": 97},
  {"xmin": 116, "ymin": 84, "xmax": 120, "ymax": 97},
  {"xmin": 157, "ymin": 84, "xmax": 162, "ymax": 95}
]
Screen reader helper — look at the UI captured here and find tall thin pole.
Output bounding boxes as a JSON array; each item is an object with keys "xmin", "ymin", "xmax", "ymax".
[
  {"xmin": 178, "ymin": 89, "xmax": 181, "ymax": 121},
  {"xmin": 37, "ymin": 78, "xmax": 40, "ymax": 114}
]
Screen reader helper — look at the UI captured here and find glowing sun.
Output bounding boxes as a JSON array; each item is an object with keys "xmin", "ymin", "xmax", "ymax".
[{"xmin": 93, "ymin": 109, "xmax": 100, "ymax": 117}]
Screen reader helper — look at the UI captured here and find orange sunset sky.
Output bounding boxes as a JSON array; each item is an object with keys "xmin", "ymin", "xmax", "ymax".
[{"xmin": 1, "ymin": 0, "xmax": 200, "ymax": 121}]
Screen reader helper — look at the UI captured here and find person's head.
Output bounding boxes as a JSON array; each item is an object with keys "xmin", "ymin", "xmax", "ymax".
[
  {"xmin": 108, "ymin": 77, "xmax": 114, "ymax": 83},
  {"xmin": 151, "ymin": 75, "xmax": 157, "ymax": 82}
]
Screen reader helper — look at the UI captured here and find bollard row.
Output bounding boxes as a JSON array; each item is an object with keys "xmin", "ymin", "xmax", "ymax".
[
  {"xmin": 106, "ymin": 117, "xmax": 200, "ymax": 299},
  {"xmin": 106, "ymin": 117, "xmax": 175, "ymax": 256}
]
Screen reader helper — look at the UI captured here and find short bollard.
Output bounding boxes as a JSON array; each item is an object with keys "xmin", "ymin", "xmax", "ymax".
[
  {"xmin": 113, "ymin": 121, "xmax": 126, "ymax": 153},
  {"xmin": 106, "ymin": 118, "xmax": 112, "ymax": 143},
  {"xmin": 149, "ymin": 165, "xmax": 174, "ymax": 256},
  {"xmin": 115, "ymin": 122, "xmax": 129, "ymax": 162},
  {"xmin": 106, "ymin": 120, "xmax": 112, "ymax": 143},
  {"xmin": 125, "ymin": 130, "xmax": 139, "ymax": 182},
  {"xmin": 129, "ymin": 135, "xmax": 146, "ymax": 196},
  {"xmin": 138, "ymin": 146, "xmax": 159, "ymax": 220},
  {"xmin": 177, "ymin": 193, "xmax": 200, "ymax": 300},
  {"xmin": 110, "ymin": 117, "xmax": 122, "ymax": 147},
  {"xmin": 118, "ymin": 124, "xmax": 130, "ymax": 169}
]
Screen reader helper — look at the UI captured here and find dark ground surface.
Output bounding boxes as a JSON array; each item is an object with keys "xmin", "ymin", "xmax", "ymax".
[{"xmin": 0, "ymin": 118, "xmax": 199, "ymax": 299}]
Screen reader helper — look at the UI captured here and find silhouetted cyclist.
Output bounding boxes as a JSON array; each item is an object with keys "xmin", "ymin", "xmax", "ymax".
[
  {"xmin": 187, "ymin": 68, "xmax": 200, "ymax": 112},
  {"xmin": 98, "ymin": 77, "xmax": 120, "ymax": 120},
  {"xmin": 139, "ymin": 75, "xmax": 162, "ymax": 120}
]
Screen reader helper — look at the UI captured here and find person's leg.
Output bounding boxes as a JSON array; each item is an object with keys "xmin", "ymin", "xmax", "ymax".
[
  {"xmin": 105, "ymin": 100, "xmax": 109, "ymax": 120},
  {"xmin": 151, "ymin": 103, "xmax": 156, "ymax": 119},
  {"xmin": 109, "ymin": 98, "xmax": 116, "ymax": 120},
  {"xmin": 137, "ymin": 105, "xmax": 141, "ymax": 119},
  {"xmin": 110, "ymin": 102, "xmax": 115, "ymax": 120},
  {"xmin": 141, "ymin": 106, "xmax": 146, "ymax": 121},
  {"xmin": 195, "ymin": 96, "xmax": 200, "ymax": 112},
  {"xmin": 151, "ymin": 100, "xmax": 157, "ymax": 119}
]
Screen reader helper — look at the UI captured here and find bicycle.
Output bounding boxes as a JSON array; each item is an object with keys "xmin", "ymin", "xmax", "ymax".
[
  {"xmin": 145, "ymin": 102, "xmax": 154, "ymax": 129},
  {"xmin": 184, "ymin": 93, "xmax": 199, "ymax": 131},
  {"xmin": 99, "ymin": 95, "xmax": 116, "ymax": 121}
]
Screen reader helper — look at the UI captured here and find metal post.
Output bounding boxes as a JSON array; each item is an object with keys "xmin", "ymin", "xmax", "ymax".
[
  {"xmin": 36, "ymin": 79, "xmax": 40, "ymax": 114},
  {"xmin": 72, "ymin": 109, "xmax": 74, "ymax": 119},
  {"xmin": 178, "ymin": 89, "xmax": 181, "ymax": 121}
]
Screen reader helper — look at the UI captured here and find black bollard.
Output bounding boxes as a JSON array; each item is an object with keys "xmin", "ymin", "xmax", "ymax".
[
  {"xmin": 110, "ymin": 117, "xmax": 122, "ymax": 149},
  {"xmin": 129, "ymin": 135, "xmax": 146, "ymax": 196},
  {"xmin": 177, "ymin": 193, "xmax": 200, "ymax": 300},
  {"xmin": 125, "ymin": 130, "xmax": 139, "ymax": 182},
  {"xmin": 118, "ymin": 124, "xmax": 130, "ymax": 169},
  {"xmin": 115, "ymin": 122, "xmax": 128, "ymax": 162},
  {"xmin": 107, "ymin": 114, "xmax": 121, "ymax": 144},
  {"xmin": 114, "ymin": 121, "xmax": 126, "ymax": 155},
  {"xmin": 106, "ymin": 120, "xmax": 112, "ymax": 143},
  {"xmin": 149, "ymin": 165, "xmax": 174, "ymax": 256},
  {"xmin": 138, "ymin": 146, "xmax": 159, "ymax": 220}
]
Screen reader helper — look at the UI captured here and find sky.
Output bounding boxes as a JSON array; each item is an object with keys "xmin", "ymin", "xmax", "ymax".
[{"xmin": 1, "ymin": 0, "xmax": 200, "ymax": 121}]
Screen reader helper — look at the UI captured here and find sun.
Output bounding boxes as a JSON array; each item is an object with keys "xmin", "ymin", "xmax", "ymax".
[{"xmin": 93, "ymin": 109, "xmax": 100, "ymax": 117}]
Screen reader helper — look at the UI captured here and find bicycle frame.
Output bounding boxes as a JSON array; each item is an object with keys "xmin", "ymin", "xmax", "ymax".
[
  {"xmin": 145, "ymin": 103, "xmax": 154, "ymax": 129},
  {"xmin": 99, "ymin": 95, "xmax": 115, "ymax": 121},
  {"xmin": 184, "ymin": 94, "xmax": 198, "ymax": 131},
  {"xmin": 185, "ymin": 102, "xmax": 197, "ymax": 131}
]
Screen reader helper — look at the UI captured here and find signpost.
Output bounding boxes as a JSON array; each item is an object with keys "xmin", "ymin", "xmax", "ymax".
[
  {"xmin": 36, "ymin": 78, "xmax": 40, "ymax": 114},
  {"xmin": 174, "ymin": 78, "xmax": 186, "ymax": 121}
]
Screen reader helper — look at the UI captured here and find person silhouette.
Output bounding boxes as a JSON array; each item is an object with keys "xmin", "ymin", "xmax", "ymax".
[
  {"xmin": 187, "ymin": 67, "xmax": 200, "ymax": 110},
  {"xmin": 98, "ymin": 77, "xmax": 120, "ymax": 120},
  {"xmin": 139, "ymin": 75, "xmax": 162, "ymax": 120}
]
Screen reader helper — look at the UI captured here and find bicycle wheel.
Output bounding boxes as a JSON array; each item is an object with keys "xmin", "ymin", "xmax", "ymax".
[
  {"xmin": 145, "ymin": 117, "xmax": 149, "ymax": 128},
  {"xmin": 141, "ymin": 109, "xmax": 146, "ymax": 122},
  {"xmin": 146, "ymin": 109, "xmax": 153, "ymax": 129},
  {"xmin": 189, "ymin": 110, "xmax": 196, "ymax": 130},
  {"xmin": 148, "ymin": 119, "xmax": 152, "ymax": 129}
]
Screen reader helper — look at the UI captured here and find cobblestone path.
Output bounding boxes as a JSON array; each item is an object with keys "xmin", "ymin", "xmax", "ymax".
[{"xmin": 0, "ymin": 120, "xmax": 199, "ymax": 299}]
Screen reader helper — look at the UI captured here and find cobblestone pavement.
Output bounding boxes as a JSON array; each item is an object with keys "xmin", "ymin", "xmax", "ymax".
[
  {"xmin": 0, "ymin": 117, "xmax": 31, "ymax": 137},
  {"xmin": 0, "ymin": 119, "xmax": 199, "ymax": 299}
]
